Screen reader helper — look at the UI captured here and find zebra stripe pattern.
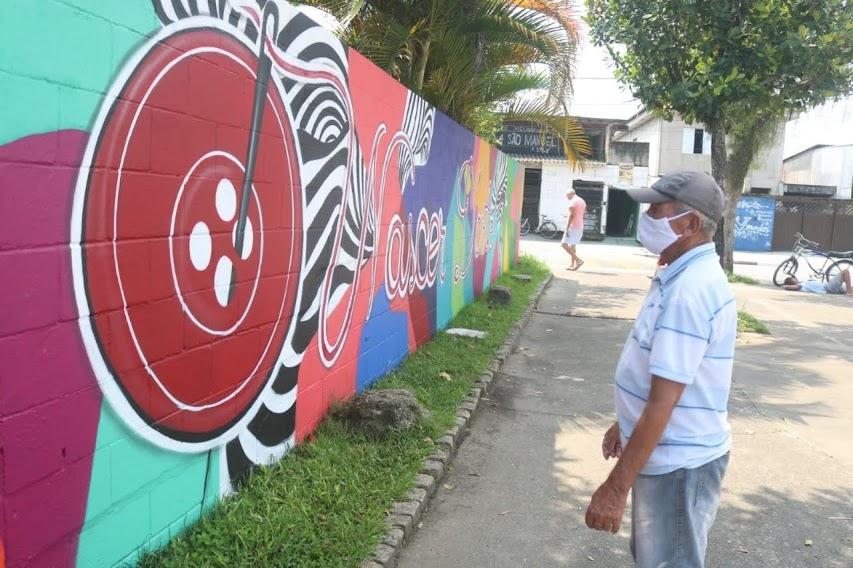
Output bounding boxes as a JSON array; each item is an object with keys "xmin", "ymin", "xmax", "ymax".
[
  {"xmin": 151, "ymin": 0, "xmax": 367, "ymax": 485},
  {"xmin": 398, "ymin": 93, "xmax": 435, "ymax": 189},
  {"xmin": 487, "ymin": 153, "xmax": 508, "ymax": 244},
  {"xmin": 153, "ymin": 0, "xmax": 260, "ymax": 41},
  {"xmin": 150, "ymin": 0, "xmax": 435, "ymax": 486}
]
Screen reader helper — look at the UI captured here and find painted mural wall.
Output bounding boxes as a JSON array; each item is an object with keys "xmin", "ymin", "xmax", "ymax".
[
  {"xmin": 0, "ymin": 1, "xmax": 523, "ymax": 565},
  {"xmin": 734, "ymin": 196, "xmax": 775, "ymax": 252}
]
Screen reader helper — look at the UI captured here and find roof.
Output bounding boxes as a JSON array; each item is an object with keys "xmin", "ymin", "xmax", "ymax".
[
  {"xmin": 783, "ymin": 144, "xmax": 853, "ymax": 163},
  {"xmin": 503, "ymin": 116, "xmax": 628, "ymax": 125},
  {"xmin": 624, "ymin": 108, "xmax": 656, "ymax": 130},
  {"xmin": 623, "ymin": 107, "xmax": 647, "ymax": 124},
  {"xmin": 610, "ymin": 109, "xmax": 656, "ymax": 140},
  {"xmin": 508, "ymin": 154, "xmax": 606, "ymax": 166}
]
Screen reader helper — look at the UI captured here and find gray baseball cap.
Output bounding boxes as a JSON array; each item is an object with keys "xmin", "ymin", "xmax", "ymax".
[{"xmin": 627, "ymin": 171, "xmax": 725, "ymax": 221}]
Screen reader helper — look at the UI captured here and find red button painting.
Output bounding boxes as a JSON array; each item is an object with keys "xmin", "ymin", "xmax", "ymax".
[{"xmin": 77, "ymin": 27, "xmax": 302, "ymax": 446}]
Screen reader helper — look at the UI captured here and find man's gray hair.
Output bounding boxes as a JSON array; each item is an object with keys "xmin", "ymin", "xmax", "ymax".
[
  {"xmin": 679, "ymin": 204, "xmax": 718, "ymax": 237},
  {"xmin": 692, "ymin": 208, "xmax": 718, "ymax": 236}
]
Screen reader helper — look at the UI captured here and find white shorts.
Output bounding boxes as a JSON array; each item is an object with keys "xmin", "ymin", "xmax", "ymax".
[{"xmin": 562, "ymin": 227, "xmax": 582, "ymax": 245}]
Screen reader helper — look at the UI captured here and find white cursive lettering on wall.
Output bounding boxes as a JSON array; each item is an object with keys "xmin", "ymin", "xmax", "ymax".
[
  {"xmin": 385, "ymin": 208, "xmax": 447, "ymax": 299},
  {"xmin": 453, "ymin": 154, "xmax": 508, "ymax": 283}
]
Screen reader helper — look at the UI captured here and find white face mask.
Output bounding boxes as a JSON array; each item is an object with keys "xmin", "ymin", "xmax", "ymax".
[{"xmin": 637, "ymin": 210, "xmax": 692, "ymax": 255}]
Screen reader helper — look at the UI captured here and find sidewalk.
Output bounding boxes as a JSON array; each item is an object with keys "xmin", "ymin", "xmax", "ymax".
[
  {"xmin": 397, "ymin": 259, "xmax": 853, "ymax": 566},
  {"xmin": 519, "ymin": 235, "xmax": 792, "ymax": 284}
]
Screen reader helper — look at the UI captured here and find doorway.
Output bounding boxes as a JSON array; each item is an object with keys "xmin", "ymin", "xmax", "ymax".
[
  {"xmin": 572, "ymin": 180, "xmax": 604, "ymax": 240},
  {"xmin": 521, "ymin": 168, "xmax": 542, "ymax": 224},
  {"xmin": 606, "ymin": 188, "xmax": 639, "ymax": 238}
]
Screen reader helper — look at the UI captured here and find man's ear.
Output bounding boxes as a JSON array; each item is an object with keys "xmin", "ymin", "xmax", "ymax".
[{"xmin": 685, "ymin": 212, "xmax": 702, "ymax": 235}]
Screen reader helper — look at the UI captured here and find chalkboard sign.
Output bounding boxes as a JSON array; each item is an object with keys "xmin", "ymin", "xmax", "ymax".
[
  {"xmin": 734, "ymin": 196, "xmax": 775, "ymax": 251},
  {"xmin": 499, "ymin": 123, "xmax": 565, "ymax": 158}
]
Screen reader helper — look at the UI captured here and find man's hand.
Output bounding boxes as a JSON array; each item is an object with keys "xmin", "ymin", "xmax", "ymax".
[
  {"xmin": 586, "ymin": 377, "xmax": 685, "ymax": 534},
  {"xmin": 602, "ymin": 422, "xmax": 622, "ymax": 460},
  {"xmin": 585, "ymin": 479, "xmax": 629, "ymax": 533}
]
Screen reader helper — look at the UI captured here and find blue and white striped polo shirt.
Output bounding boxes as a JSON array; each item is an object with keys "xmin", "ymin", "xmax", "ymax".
[{"xmin": 615, "ymin": 243, "xmax": 737, "ymax": 475}]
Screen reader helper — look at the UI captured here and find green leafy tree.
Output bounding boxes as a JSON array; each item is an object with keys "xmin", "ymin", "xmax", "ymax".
[
  {"xmin": 297, "ymin": 0, "xmax": 591, "ymax": 162},
  {"xmin": 587, "ymin": 0, "xmax": 853, "ymax": 269}
]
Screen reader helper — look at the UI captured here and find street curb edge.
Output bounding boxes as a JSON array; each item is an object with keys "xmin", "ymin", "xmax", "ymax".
[{"xmin": 362, "ymin": 271, "xmax": 554, "ymax": 568}]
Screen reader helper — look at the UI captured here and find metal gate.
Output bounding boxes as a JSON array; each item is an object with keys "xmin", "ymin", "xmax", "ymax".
[{"xmin": 772, "ymin": 197, "xmax": 853, "ymax": 251}]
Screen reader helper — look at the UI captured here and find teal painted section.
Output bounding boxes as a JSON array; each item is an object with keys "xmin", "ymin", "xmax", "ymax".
[
  {"xmin": 0, "ymin": 0, "xmax": 159, "ymax": 147},
  {"xmin": 437, "ymin": 175, "xmax": 463, "ymax": 330},
  {"xmin": 76, "ymin": 403, "xmax": 219, "ymax": 567},
  {"xmin": 482, "ymin": 245, "xmax": 495, "ymax": 293}
]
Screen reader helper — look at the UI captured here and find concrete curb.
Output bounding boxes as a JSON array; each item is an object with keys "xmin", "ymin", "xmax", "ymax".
[{"xmin": 361, "ymin": 272, "xmax": 554, "ymax": 568}]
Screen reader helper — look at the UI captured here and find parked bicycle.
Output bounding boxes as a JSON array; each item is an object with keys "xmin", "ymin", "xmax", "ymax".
[
  {"xmin": 520, "ymin": 214, "xmax": 560, "ymax": 239},
  {"xmin": 772, "ymin": 232, "xmax": 853, "ymax": 286}
]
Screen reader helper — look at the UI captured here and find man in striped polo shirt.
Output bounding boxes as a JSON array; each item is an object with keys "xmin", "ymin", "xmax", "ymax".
[{"xmin": 585, "ymin": 171, "xmax": 736, "ymax": 568}]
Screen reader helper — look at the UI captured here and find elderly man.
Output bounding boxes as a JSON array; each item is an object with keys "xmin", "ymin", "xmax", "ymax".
[
  {"xmin": 585, "ymin": 171, "xmax": 736, "ymax": 568},
  {"xmin": 562, "ymin": 188, "xmax": 586, "ymax": 270}
]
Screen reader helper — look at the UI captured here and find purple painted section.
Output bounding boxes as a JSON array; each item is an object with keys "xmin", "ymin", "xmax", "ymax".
[
  {"xmin": 402, "ymin": 112, "xmax": 474, "ymax": 337},
  {"xmin": 0, "ymin": 130, "xmax": 90, "ymax": 251},
  {"xmin": 0, "ymin": 130, "xmax": 101, "ymax": 566}
]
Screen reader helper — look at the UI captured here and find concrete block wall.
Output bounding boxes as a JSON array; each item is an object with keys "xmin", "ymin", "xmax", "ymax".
[{"xmin": 0, "ymin": 1, "xmax": 523, "ymax": 566}]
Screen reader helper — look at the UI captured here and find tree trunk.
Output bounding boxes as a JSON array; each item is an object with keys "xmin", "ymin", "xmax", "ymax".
[
  {"xmin": 717, "ymin": 194, "xmax": 737, "ymax": 274},
  {"xmin": 414, "ymin": 37, "xmax": 431, "ymax": 92},
  {"xmin": 709, "ymin": 120, "xmax": 733, "ymax": 271},
  {"xmin": 718, "ymin": 113, "xmax": 774, "ymax": 274},
  {"xmin": 414, "ymin": 0, "xmax": 438, "ymax": 93},
  {"xmin": 473, "ymin": 32, "xmax": 485, "ymax": 75}
]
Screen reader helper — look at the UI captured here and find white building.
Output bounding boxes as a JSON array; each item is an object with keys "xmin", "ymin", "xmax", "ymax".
[
  {"xmin": 500, "ymin": 118, "xmax": 651, "ymax": 241},
  {"xmin": 782, "ymin": 144, "xmax": 853, "ymax": 200},
  {"xmin": 613, "ymin": 110, "xmax": 786, "ymax": 195}
]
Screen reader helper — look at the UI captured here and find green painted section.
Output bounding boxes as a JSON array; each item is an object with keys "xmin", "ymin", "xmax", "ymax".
[
  {"xmin": 76, "ymin": 403, "xmax": 220, "ymax": 567},
  {"xmin": 503, "ymin": 160, "xmax": 520, "ymax": 267},
  {"xmin": 451, "ymin": 213, "xmax": 468, "ymax": 318},
  {"xmin": 437, "ymin": 180, "xmax": 460, "ymax": 329},
  {"xmin": 0, "ymin": 0, "xmax": 159, "ymax": 146}
]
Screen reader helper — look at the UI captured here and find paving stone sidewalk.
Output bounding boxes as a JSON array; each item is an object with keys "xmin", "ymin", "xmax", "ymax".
[{"xmin": 397, "ymin": 265, "xmax": 853, "ymax": 568}]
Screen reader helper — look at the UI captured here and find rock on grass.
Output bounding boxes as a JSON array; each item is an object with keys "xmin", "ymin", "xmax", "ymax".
[
  {"xmin": 331, "ymin": 389, "xmax": 430, "ymax": 437},
  {"xmin": 488, "ymin": 285, "xmax": 512, "ymax": 306}
]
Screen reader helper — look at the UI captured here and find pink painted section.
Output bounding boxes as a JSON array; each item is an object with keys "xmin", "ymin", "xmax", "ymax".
[{"xmin": 0, "ymin": 131, "xmax": 101, "ymax": 566}]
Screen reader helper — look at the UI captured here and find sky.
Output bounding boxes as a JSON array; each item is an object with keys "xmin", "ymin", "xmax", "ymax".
[
  {"xmin": 566, "ymin": 1, "xmax": 853, "ymax": 158},
  {"xmin": 566, "ymin": 1, "xmax": 641, "ymax": 120},
  {"xmin": 304, "ymin": 2, "xmax": 852, "ymax": 159}
]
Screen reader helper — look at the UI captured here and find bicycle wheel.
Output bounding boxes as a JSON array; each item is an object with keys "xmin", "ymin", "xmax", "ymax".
[
  {"xmin": 824, "ymin": 259, "xmax": 851, "ymax": 282},
  {"xmin": 772, "ymin": 257, "xmax": 798, "ymax": 287},
  {"xmin": 520, "ymin": 218, "xmax": 530, "ymax": 236},
  {"xmin": 540, "ymin": 221, "xmax": 558, "ymax": 240}
]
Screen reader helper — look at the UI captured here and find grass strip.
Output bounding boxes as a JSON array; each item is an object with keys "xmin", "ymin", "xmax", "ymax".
[
  {"xmin": 140, "ymin": 256, "xmax": 550, "ymax": 568},
  {"xmin": 737, "ymin": 310, "xmax": 770, "ymax": 335},
  {"xmin": 727, "ymin": 273, "xmax": 759, "ymax": 285}
]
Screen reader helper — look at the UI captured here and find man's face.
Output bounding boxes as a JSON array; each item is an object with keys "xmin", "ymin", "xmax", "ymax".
[
  {"xmin": 567, "ymin": 191, "xmax": 575, "ymax": 199},
  {"xmin": 647, "ymin": 201, "xmax": 700, "ymax": 236}
]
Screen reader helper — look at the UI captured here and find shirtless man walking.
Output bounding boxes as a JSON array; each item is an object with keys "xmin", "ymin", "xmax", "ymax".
[{"xmin": 563, "ymin": 188, "xmax": 587, "ymax": 270}]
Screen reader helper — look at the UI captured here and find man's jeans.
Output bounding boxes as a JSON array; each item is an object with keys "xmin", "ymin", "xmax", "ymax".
[{"xmin": 630, "ymin": 452, "xmax": 729, "ymax": 568}]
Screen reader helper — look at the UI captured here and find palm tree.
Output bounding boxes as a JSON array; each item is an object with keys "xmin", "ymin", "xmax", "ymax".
[{"xmin": 296, "ymin": 0, "xmax": 591, "ymax": 164}]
